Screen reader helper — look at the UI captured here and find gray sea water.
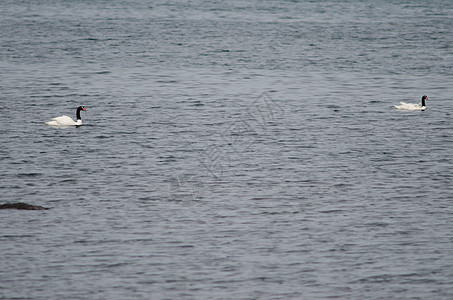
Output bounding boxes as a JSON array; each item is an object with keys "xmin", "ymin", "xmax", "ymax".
[{"xmin": 1, "ymin": 0, "xmax": 453, "ymax": 299}]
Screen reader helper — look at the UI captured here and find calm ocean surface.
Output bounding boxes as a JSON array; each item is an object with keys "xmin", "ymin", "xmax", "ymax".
[{"xmin": 1, "ymin": 0, "xmax": 453, "ymax": 299}]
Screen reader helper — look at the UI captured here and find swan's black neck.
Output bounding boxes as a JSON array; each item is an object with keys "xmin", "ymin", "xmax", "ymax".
[
  {"xmin": 76, "ymin": 107, "xmax": 84, "ymax": 120},
  {"xmin": 421, "ymin": 95, "xmax": 427, "ymax": 107}
]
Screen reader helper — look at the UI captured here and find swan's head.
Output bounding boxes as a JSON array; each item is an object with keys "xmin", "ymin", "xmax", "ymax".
[{"xmin": 77, "ymin": 106, "xmax": 86, "ymax": 111}]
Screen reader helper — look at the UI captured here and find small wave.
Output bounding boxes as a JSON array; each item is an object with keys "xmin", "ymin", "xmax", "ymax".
[{"xmin": 17, "ymin": 172, "xmax": 42, "ymax": 178}]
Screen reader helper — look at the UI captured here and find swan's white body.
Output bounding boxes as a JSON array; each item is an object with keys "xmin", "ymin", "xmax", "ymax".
[
  {"xmin": 394, "ymin": 102, "xmax": 426, "ymax": 111},
  {"xmin": 45, "ymin": 115, "xmax": 82, "ymax": 126},
  {"xmin": 45, "ymin": 106, "xmax": 86, "ymax": 126}
]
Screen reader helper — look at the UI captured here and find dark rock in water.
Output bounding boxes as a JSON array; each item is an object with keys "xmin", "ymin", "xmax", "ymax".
[{"xmin": 0, "ymin": 202, "xmax": 50, "ymax": 210}]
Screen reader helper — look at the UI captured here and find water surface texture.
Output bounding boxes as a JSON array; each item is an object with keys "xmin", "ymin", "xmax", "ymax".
[{"xmin": 1, "ymin": 1, "xmax": 453, "ymax": 299}]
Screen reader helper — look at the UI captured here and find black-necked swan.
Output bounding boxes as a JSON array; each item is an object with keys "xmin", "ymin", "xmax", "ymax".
[
  {"xmin": 45, "ymin": 106, "xmax": 86, "ymax": 126},
  {"xmin": 394, "ymin": 95, "xmax": 428, "ymax": 111}
]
